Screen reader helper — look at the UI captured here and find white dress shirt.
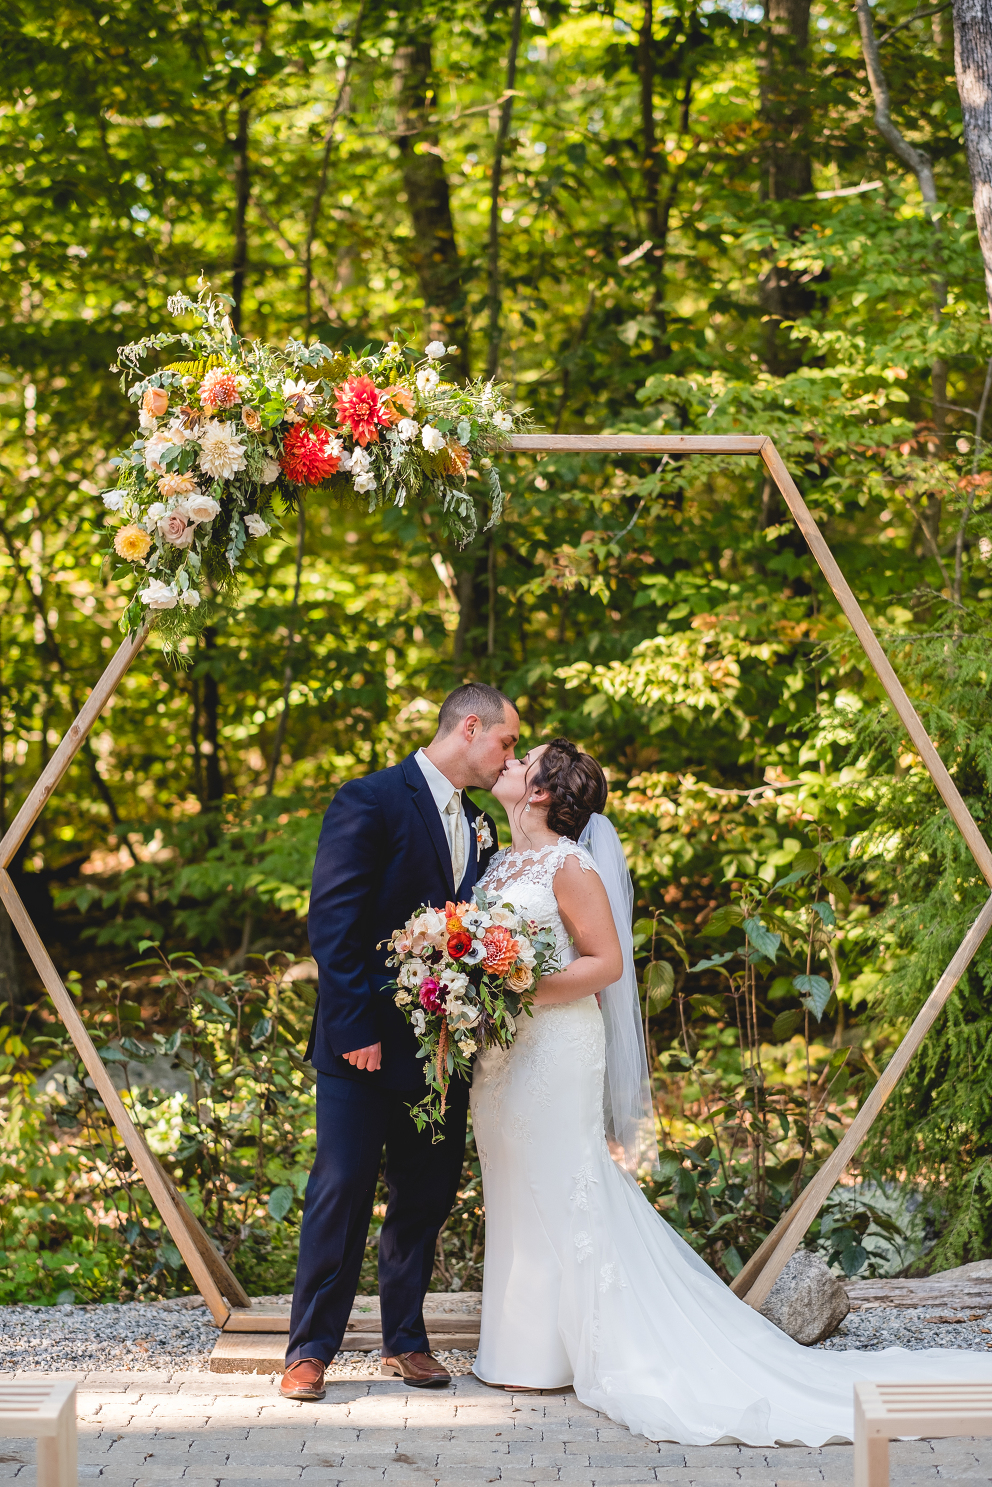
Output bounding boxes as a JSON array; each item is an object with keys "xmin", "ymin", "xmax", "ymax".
[{"xmin": 415, "ymin": 747, "xmax": 472, "ymax": 877}]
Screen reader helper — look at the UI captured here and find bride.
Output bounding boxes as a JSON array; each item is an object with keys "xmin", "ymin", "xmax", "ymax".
[{"xmin": 470, "ymin": 737, "xmax": 992, "ymax": 1447}]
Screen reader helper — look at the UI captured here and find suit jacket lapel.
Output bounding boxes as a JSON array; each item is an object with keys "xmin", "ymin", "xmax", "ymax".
[
  {"xmin": 462, "ymin": 796, "xmax": 480, "ymax": 892},
  {"xmin": 401, "ymin": 754, "xmax": 455, "ymax": 898}
]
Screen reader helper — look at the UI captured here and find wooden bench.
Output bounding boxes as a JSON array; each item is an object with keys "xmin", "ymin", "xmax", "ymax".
[
  {"xmin": 854, "ymin": 1381, "xmax": 992, "ymax": 1487},
  {"xmin": 0, "ymin": 1379, "xmax": 77, "ymax": 1487}
]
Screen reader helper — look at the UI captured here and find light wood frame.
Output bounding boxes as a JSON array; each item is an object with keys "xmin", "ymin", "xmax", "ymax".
[{"xmin": 4, "ymin": 432, "xmax": 990, "ymax": 1320}]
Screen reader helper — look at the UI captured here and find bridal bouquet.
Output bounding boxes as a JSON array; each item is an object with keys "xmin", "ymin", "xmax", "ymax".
[
  {"xmin": 384, "ymin": 885, "xmax": 559, "ymax": 1133},
  {"xmin": 103, "ymin": 280, "xmax": 523, "ymax": 648}
]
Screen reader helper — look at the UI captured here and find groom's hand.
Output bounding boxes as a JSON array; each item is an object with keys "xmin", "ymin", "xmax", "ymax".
[{"xmin": 343, "ymin": 1042, "xmax": 382, "ymax": 1072}]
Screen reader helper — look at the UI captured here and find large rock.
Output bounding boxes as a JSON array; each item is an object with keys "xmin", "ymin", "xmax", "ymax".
[{"xmin": 758, "ymin": 1249, "xmax": 851, "ymax": 1345}]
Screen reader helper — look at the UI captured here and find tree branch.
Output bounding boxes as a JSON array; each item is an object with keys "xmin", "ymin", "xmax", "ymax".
[{"xmin": 486, "ymin": 0, "xmax": 525, "ymax": 380}]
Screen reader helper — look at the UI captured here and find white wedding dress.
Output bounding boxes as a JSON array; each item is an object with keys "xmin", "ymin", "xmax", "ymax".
[{"xmin": 470, "ymin": 839, "xmax": 992, "ymax": 1447}]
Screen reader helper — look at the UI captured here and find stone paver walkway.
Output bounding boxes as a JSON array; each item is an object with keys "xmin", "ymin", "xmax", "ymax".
[{"xmin": 1, "ymin": 1370, "xmax": 991, "ymax": 1485}]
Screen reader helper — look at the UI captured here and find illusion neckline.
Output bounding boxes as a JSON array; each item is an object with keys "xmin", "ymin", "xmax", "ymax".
[{"xmin": 500, "ymin": 839, "xmax": 567, "ymax": 863}]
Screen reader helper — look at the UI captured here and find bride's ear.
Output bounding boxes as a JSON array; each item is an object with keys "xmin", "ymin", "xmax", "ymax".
[{"xmin": 527, "ymin": 786, "xmax": 551, "ymax": 807}]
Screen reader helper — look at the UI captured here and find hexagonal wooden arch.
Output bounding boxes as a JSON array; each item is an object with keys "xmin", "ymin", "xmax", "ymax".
[{"xmin": 3, "ymin": 432, "xmax": 991, "ymax": 1331}]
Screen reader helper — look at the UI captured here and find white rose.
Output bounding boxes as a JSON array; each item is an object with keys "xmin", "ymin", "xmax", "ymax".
[
  {"xmin": 139, "ymin": 409, "xmax": 159, "ymax": 432},
  {"xmin": 397, "ymin": 418, "xmax": 419, "ymax": 442},
  {"xmin": 180, "ymin": 588, "xmax": 201, "ymax": 607},
  {"xmin": 490, "ymin": 905, "xmax": 520, "ymax": 928},
  {"xmin": 447, "ymin": 998, "xmax": 482, "ymax": 1030},
  {"xmin": 353, "ymin": 472, "xmax": 376, "ymax": 494},
  {"xmin": 421, "ymin": 425, "xmax": 445, "ymax": 454},
  {"xmin": 416, "ymin": 368, "xmax": 439, "ymax": 395},
  {"xmin": 146, "ymin": 502, "xmax": 167, "ymax": 521},
  {"xmin": 493, "ymin": 410, "xmax": 513, "ymax": 431},
  {"xmin": 424, "ymin": 340, "xmax": 446, "ymax": 360},
  {"xmin": 516, "ymin": 937, "xmax": 537, "ymax": 969},
  {"xmin": 245, "ymin": 513, "xmax": 270, "ymax": 537},
  {"xmin": 139, "ymin": 577, "xmax": 179, "ymax": 610},
  {"xmin": 347, "ymin": 446, "xmax": 371, "ymax": 474},
  {"xmin": 261, "ymin": 456, "xmax": 281, "ymax": 484},
  {"xmin": 102, "ymin": 489, "xmax": 127, "ymax": 511},
  {"xmin": 144, "ymin": 432, "xmax": 173, "ymax": 474},
  {"xmin": 186, "ymin": 493, "xmax": 221, "ymax": 524}
]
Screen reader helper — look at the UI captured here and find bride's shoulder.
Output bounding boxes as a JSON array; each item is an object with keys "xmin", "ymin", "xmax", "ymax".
[{"xmin": 550, "ymin": 839, "xmax": 598, "ymax": 878}]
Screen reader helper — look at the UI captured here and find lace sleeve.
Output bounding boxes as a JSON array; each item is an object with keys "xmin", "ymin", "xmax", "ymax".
[{"xmin": 550, "ymin": 840, "xmax": 599, "ymax": 879}]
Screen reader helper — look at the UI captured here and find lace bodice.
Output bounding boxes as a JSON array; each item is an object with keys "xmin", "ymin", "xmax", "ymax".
[{"xmin": 480, "ymin": 838, "xmax": 596, "ymax": 958}]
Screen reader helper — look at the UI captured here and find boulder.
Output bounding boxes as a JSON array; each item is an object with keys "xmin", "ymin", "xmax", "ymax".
[{"xmin": 758, "ymin": 1249, "xmax": 851, "ymax": 1345}]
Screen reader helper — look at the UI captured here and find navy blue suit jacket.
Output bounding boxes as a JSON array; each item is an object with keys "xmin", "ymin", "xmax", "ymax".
[{"xmin": 305, "ymin": 753, "xmax": 499, "ymax": 1089}]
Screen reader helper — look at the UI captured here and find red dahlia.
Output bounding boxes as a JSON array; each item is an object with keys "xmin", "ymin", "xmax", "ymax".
[
  {"xmin": 334, "ymin": 375, "xmax": 392, "ymax": 447},
  {"xmin": 447, "ymin": 930, "xmax": 473, "ymax": 960},
  {"xmin": 280, "ymin": 424, "xmax": 341, "ymax": 487}
]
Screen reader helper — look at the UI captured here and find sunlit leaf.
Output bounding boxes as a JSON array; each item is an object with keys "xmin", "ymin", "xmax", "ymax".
[
  {"xmin": 743, "ymin": 918, "xmax": 780, "ymax": 963},
  {"xmin": 267, "ymin": 1185, "xmax": 295, "ymax": 1221},
  {"xmin": 821, "ymin": 874, "xmax": 851, "ymax": 908},
  {"xmin": 811, "ymin": 901, "xmax": 836, "ymax": 927},
  {"xmin": 644, "ymin": 959, "xmax": 674, "ymax": 1010}
]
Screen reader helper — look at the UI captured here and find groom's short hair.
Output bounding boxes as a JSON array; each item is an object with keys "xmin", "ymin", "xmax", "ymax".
[{"xmin": 436, "ymin": 683, "xmax": 517, "ymax": 738}]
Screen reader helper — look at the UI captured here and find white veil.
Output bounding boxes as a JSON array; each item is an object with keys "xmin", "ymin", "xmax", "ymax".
[{"xmin": 578, "ymin": 814, "xmax": 660, "ymax": 1175}]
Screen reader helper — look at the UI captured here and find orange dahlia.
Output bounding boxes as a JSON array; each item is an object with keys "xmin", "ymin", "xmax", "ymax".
[
  {"xmin": 280, "ymin": 424, "xmax": 342, "ymax": 487},
  {"xmin": 334, "ymin": 375, "xmax": 392, "ymax": 447},
  {"xmin": 482, "ymin": 924, "xmax": 520, "ymax": 977}
]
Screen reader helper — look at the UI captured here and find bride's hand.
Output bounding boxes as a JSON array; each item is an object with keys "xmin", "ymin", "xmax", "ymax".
[{"xmin": 531, "ymin": 856, "xmax": 623, "ymax": 1006}]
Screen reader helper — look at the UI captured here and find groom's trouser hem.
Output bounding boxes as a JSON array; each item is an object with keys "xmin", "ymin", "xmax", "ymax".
[{"xmin": 285, "ymin": 1072, "xmax": 468, "ymax": 1365}]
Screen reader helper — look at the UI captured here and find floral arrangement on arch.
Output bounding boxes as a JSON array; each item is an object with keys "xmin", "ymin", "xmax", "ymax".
[
  {"xmin": 103, "ymin": 281, "xmax": 524, "ymax": 646},
  {"xmin": 384, "ymin": 885, "xmax": 560, "ymax": 1134}
]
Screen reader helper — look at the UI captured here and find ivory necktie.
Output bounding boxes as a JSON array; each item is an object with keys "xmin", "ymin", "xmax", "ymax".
[{"xmin": 444, "ymin": 789, "xmax": 466, "ymax": 889}]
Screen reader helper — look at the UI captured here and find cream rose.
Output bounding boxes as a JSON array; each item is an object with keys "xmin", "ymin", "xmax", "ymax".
[
  {"xmin": 185, "ymin": 493, "xmax": 221, "ymax": 524},
  {"xmin": 505, "ymin": 964, "xmax": 534, "ymax": 994}
]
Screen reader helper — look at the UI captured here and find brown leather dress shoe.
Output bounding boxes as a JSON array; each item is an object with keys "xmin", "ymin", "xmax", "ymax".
[
  {"xmin": 380, "ymin": 1351, "xmax": 451, "ymax": 1387},
  {"xmin": 280, "ymin": 1358, "xmax": 326, "ymax": 1400}
]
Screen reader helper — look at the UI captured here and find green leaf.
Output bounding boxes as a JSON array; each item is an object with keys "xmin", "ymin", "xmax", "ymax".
[
  {"xmin": 743, "ymin": 918, "xmax": 780, "ymax": 963},
  {"xmin": 722, "ymin": 1245, "xmax": 743, "ymax": 1278},
  {"xmin": 840, "ymin": 1243, "xmax": 868, "ymax": 1277},
  {"xmin": 54, "ymin": 1288, "xmax": 75, "ymax": 1305},
  {"xmin": 701, "ymin": 905, "xmax": 745, "ymax": 937},
  {"xmin": 821, "ymin": 874, "xmax": 851, "ymax": 908},
  {"xmin": 199, "ymin": 989, "xmax": 235, "ymax": 1019},
  {"xmin": 793, "ymin": 973, "xmax": 832, "ymax": 1019},
  {"xmin": 811, "ymin": 901, "xmax": 836, "ymax": 927},
  {"xmin": 644, "ymin": 959, "xmax": 674, "ymax": 1010},
  {"xmin": 655, "ymin": 1152, "xmax": 681, "ymax": 1183},
  {"xmin": 674, "ymin": 1167, "xmax": 697, "ymax": 1198},
  {"xmin": 137, "ymin": 939, "xmax": 160, "ymax": 952},
  {"xmin": 772, "ymin": 1007, "xmax": 804, "ymax": 1041},
  {"xmin": 164, "ymin": 1030, "xmax": 182, "ymax": 1055},
  {"xmin": 119, "ymin": 1036, "xmax": 148, "ymax": 1057},
  {"xmin": 633, "ymin": 917, "xmax": 656, "ymax": 940},
  {"xmin": 267, "ymin": 1185, "xmax": 295, "ymax": 1221},
  {"xmin": 160, "ymin": 1242, "xmax": 183, "ymax": 1270},
  {"xmin": 791, "ymin": 849, "xmax": 821, "ymax": 875},
  {"xmin": 98, "ymin": 1045, "xmax": 130, "ymax": 1063},
  {"xmin": 249, "ymin": 1017, "xmax": 273, "ymax": 1047},
  {"xmin": 689, "ymin": 951, "xmax": 735, "ymax": 972}
]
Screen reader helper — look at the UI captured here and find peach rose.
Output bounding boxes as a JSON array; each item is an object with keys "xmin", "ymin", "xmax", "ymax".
[
  {"xmin": 504, "ymin": 963, "xmax": 534, "ymax": 994},
  {"xmin": 242, "ymin": 406, "xmax": 262, "ymax": 431},
  {"xmin": 142, "ymin": 387, "xmax": 169, "ymax": 418}
]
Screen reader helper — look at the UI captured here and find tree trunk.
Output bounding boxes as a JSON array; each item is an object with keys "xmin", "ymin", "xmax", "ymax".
[
  {"xmin": 857, "ymin": 0, "xmax": 949, "ymax": 449},
  {"xmin": 0, "ymin": 904, "xmax": 20, "ymax": 1016},
  {"xmin": 486, "ymin": 0, "xmax": 524, "ymax": 379},
  {"xmin": 758, "ymin": 0, "xmax": 816, "ymax": 373},
  {"xmin": 201, "ymin": 630, "xmax": 224, "ymax": 804},
  {"xmin": 953, "ymin": 0, "xmax": 992, "ymax": 320},
  {"xmin": 231, "ymin": 106, "xmax": 251, "ymax": 334},
  {"xmin": 395, "ymin": 35, "xmax": 471, "ymax": 377}
]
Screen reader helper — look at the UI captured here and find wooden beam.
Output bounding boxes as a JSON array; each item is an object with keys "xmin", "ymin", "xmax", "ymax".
[
  {"xmin": 509, "ymin": 434, "xmax": 767, "ymax": 454},
  {"xmin": 0, "ymin": 870, "xmax": 243, "ymax": 1328},
  {"xmin": 731, "ymin": 893, "xmax": 992, "ymax": 1308},
  {"xmin": 0, "ymin": 625, "xmax": 150, "ymax": 871}
]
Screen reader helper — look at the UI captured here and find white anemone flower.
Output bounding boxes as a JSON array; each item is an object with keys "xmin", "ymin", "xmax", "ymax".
[{"xmin": 416, "ymin": 368, "xmax": 440, "ymax": 395}]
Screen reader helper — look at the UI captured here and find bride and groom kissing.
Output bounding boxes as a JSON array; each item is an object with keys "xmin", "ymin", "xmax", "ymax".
[{"xmin": 280, "ymin": 682, "xmax": 992, "ymax": 1447}]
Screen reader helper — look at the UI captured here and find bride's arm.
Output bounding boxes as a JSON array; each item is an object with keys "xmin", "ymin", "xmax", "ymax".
[{"xmin": 530, "ymin": 855, "xmax": 623, "ymax": 1005}]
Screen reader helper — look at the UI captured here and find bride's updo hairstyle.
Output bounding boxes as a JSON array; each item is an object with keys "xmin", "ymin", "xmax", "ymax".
[{"xmin": 528, "ymin": 738, "xmax": 608, "ymax": 841}]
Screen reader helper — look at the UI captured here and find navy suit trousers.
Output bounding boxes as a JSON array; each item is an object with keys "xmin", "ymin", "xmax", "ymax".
[{"xmin": 286, "ymin": 1071, "xmax": 470, "ymax": 1364}]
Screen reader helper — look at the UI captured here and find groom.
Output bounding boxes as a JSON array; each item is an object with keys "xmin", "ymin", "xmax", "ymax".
[{"xmin": 281, "ymin": 683, "xmax": 518, "ymax": 1400}]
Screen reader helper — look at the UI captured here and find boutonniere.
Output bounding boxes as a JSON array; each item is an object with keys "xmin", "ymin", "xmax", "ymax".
[{"xmin": 476, "ymin": 818, "xmax": 493, "ymax": 852}]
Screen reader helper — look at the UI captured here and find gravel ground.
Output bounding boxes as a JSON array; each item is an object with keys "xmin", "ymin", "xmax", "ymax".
[
  {"xmin": 3, "ymin": 1298, "xmax": 991, "ymax": 1376},
  {"xmin": 816, "ymin": 1304, "xmax": 992, "ymax": 1352}
]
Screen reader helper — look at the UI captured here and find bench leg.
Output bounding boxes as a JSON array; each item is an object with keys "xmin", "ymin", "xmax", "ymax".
[
  {"xmin": 37, "ymin": 1407, "xmax": 77, "ymax": 1487},
  {"xmin": 854, "ymin": 1429, "xmax": 889, "ymax": 1487}
]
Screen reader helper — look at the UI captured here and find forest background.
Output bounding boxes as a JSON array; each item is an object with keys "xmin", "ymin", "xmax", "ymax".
[{"xmin": 3, "ymin": 0, "xmax": 992, "ymax": 1309}]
